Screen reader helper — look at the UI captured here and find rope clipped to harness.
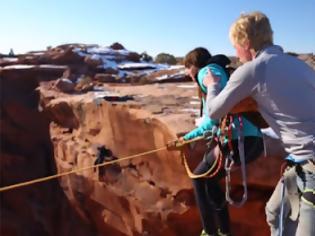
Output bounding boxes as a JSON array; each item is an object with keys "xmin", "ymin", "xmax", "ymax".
[
  {"xmin": 181, "ymin": 151, "xmax": 222, "ymax": 179},
  {"xmin": 169, "ymin": 116, "xmax": 249, "ymax": 206},
  {"xmin": 185, "ymin": 126, "xmax": 223, "ymax": 179},
  {"xmin": 172, "ymin": 127, "xmax": 223, "ymax": 179},
  {"xmin": 224, "ymin": 115, "xmax": 248, "ymax": 207}
]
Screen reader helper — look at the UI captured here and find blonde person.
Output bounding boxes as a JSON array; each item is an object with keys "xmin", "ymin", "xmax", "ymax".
[{"xmin": 204, "ymin": 11, "xmax": 315, "ymax": 236}]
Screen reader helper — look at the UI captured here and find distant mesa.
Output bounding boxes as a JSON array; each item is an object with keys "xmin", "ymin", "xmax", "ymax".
[
  {"xmin": 1, "ymin": 43, "xmax": 313, "ymax": 93},
  {"xmin": 0, "ymin": 42, "xmax": 190, "ymax": 94},
  {"xmin": 9, "ymin": 48, "xmax": 15, "ymax": 57},
  {"xmin": 110, "ymin": 42, "xmax": 125, "ymax": 50}
]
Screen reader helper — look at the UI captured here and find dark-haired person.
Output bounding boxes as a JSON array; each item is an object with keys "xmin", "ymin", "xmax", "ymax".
[
  {"xmin": 179, "ymin": 47, "xmax": 264, "ymax": 236},
  {"xmin": 204, "ymin": 11, "xmax": 315, "ymax": 236}
]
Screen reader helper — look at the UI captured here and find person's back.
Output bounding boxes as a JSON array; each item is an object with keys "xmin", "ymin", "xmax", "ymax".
[{"xmin": 247, "ymin": 45, "xmax": 315, "ymax": 160}]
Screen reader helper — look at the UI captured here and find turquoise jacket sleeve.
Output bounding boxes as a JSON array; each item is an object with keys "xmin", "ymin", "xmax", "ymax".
[
  {"xmin": 183, "ymin": 115, "xmax": 217, "ymax": 140},
  {"xmin": 197, "ymin": 63, "xmax": 229, "ymax": 94}
]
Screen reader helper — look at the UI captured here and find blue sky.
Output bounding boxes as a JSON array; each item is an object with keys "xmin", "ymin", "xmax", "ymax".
[{"xmin": 1, "ymin": 0, "xmax": 314, "ymax": 57}]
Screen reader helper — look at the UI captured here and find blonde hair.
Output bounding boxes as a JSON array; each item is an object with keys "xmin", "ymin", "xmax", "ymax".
[{"xmin": 229, "ymin": 11, "xmax": 273, "ymax": 51}]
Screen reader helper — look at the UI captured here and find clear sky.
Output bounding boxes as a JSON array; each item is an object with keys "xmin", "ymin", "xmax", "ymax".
[{"xmin": 1, "ymin": 0, "xmax": 314, "ymax": 57}]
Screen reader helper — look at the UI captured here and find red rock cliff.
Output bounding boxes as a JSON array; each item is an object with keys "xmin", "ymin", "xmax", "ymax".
[{"xmin": 0, "ymin": 68, "xmax": 95, "ymax": 236}]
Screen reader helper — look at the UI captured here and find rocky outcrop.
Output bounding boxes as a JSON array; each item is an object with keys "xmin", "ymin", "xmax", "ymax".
[
  {"xmin": 0, "ymin": 68, "xmax": 95, "ymax": 236},
  {"xmin": 298, "ymin": 53, "xmax": 315, "ymax": 69},
  {"xmin": 41, "ymin": 85, "xmax": 200, "ymax": 236},
  {"xmin": 1, "ymin": 43, "xmax": 188, "ymax": 91},
  {"xmin": 0, "ymin": 64, "xmax": 286, "ymax": 235},
  {"xmin": 41, "ymin": 80, "xmax": 284, "ymax": 236}
]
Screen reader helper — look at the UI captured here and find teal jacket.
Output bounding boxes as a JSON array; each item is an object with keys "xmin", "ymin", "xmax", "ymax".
[{"xmin": 183, "ymin": 63, "xmax": 262, "ymax": 141}]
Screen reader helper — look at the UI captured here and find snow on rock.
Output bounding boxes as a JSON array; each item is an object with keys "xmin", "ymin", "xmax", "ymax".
[
  {"xmin": 118, "ymin": 62, "xmax": 158, "ymax": 70},
  {"xmin": 1, "ymin": 43, "xmax": 188, "ymax": 85}
]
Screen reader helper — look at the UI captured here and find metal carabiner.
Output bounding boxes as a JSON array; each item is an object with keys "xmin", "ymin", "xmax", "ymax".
[{"xmin": 225, "ymin": 115, "xmax": 248, "ymax": 208}]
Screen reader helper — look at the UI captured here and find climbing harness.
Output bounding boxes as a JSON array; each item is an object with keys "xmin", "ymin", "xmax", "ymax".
[
  {"xmin": 224, "ymin": 115, "xmax": 248, "ymax": 207},
  {"xmin": 277, "ymin": 159, "xmax": 315, "ymax": 235},
  {"xmin": 277, "ymin": 160, "xmax": 290, "ymax": 236},
  {"xmin": 279, "ymin": 175, "xmax": 286, "ymax": 236},
  {"xmin": 174, "ymin": 114, "xmax": 249, "ymax": 207},
  {"xmin": 301, "ymin": 188, "xmax": 315, "ymax": 208},
  {"xmin": 181, "ymin": 128, "xmax": 223, "ymax": 179}
]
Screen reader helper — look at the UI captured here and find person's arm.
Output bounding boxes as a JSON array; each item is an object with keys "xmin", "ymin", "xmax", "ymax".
[
  {"xmin": 183, "ymin": 116, "xmax": 216, "ymax": 140},
  {"xmin": 205, "ymin": 62, "xmax": 259, "ymax": 119}
]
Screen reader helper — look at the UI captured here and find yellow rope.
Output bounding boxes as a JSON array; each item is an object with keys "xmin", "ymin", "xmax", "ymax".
[
  {"xmin": 182, "ymin": 150, "xmax": 219, "ymax": 179},
  {"xmin": 0, "ymin": 136, "xmax": 205, "ymax": 193}
]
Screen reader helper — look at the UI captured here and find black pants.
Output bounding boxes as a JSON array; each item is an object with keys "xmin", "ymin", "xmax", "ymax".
[{"xmin": 192, "ymin": 136, "xmax": 264, "ymax": 235}]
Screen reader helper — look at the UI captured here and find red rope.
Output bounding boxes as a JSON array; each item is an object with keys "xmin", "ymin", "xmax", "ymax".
[
  {"xmin": 206, "ymin": 152, "xmax": 223, "ymax": 178},
  {"xmin": 227, "ymin": 115, "xmax": 234, "ymax": 152}
]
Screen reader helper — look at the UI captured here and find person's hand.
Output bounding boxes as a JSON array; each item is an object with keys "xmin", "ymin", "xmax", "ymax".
[
  {"xmin": 167, "ymin": 137, "xmax": 185, "ymax": 151},
  {"xmin": 178, "ymin": 137, "xmax": 184, "ymax": 142},
  {"xmin": 202, "ymin": 68, "xmax": 220, "ymax": 87}
]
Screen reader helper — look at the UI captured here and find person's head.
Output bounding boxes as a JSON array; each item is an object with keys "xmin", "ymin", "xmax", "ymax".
[
  {"xmin": 229, "ymin": 11, "xmax": 273, "ymax": 63},
  {"xmin": 184, "ymin": 47, "xmax": 211, "ymax": 80}
]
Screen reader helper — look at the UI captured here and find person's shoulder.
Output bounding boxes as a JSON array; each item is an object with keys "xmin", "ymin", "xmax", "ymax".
[
  {"xmin": 201, "ymin": 63, "xmax": 229, "ymax": 85},
  {"xmin": 208, "ymin": 63, "xmax": 226, "ymax": 74},
  {"xmin": 231, "ymin": 60, "xmax": 256, "ymax": 79},
  {"xmin": 198, "ymin": 64, "xmax": 228, "ymax": 81}
]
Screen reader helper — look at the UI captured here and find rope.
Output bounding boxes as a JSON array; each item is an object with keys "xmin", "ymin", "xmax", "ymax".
[
  {"xmin": 0, "ymin": 136, "xmax": 205, "ymax": 193},
  {"xmin": 178, "ymin": 130, "xmax": 223, "ymax": 179},
  {"xmin": 181, "ymin": 150, "xmax": 222, "ymax": 179}
]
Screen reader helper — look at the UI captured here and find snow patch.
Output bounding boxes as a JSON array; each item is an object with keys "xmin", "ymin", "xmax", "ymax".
[
  {"xmin": 118, "ymin": 62, "xmax": 157, "ymax": 70},
  {"xmin": 177, "ymin": 84, "xmax": 197, "ymax": 88},
  {"xmin": 2, "ymin": 64, "xmax": 35, "ymax": 69},
  {"xmin": 1, "ymin": 57, "xmax": 18, "ymax": 62}
]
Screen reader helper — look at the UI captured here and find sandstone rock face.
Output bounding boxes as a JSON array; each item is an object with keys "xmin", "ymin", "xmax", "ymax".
[
  {"xmin": 42, "ymin": 84, "xmax": 201, "ymax": 236},
  {"xmin": 41, "ymin": 81, "xmax": 284, "ymax": 236},
  {"xmin": 0, "ymin": 68, "xmax": 95, "ymax": 236},
  {"xmin": 110, "ymin": 42, "xmax": 126, "ymax": 50},
  {"xmin": 0, "ymin": 67, "xmax": 287, "ymax": 236},
  {"xmin": 298, "ymin": 53, "xmax": 315, "ymax": 69}
]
